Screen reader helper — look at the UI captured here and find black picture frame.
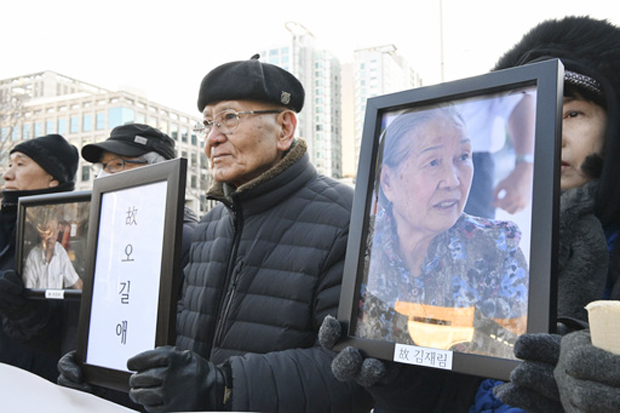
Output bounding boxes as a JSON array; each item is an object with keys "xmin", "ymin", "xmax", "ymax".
[
  {"xmin": 16, "ymin": 190, "xmax": 92, "ymax": 300},
  {"xmin": 336, "ymin": 59, "xmax": 563, "ymax": 380},
  {"xmin": 75, "ymin": 158, "xmax": 187, "ymax": 392}
]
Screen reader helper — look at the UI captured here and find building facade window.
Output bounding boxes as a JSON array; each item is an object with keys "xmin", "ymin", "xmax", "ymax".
[
  {"xmin": 96, "ymin": 112, "xmax": 105, "ymax": 130},
  {"xmin": 70, "ymin": 116, "xmax": 79, "ymax": 134},
  {"xmin": 22, "ymin": 124, "xmax": 31, "ymax": 140},
  {"xmin": 46, "ymin": 120, "xmax": 54, "ymax": 134},
  {"xmin": 81, "ymin": 165, "xmax": 90, "ymax": 182},
  {"xmin": 34, "ymin": 122, "xmax": 43, "ymax": 137},
  {"xmin": 83, "ymin": 114, "xmax": 92, "ymax": 132},
  {"xmin": 58, "ymin": 118, "xmax": 67, "ymax": 135},
  {"xmin": 109, "ymin": 107, "xmax": 135, "ymax": 129}
]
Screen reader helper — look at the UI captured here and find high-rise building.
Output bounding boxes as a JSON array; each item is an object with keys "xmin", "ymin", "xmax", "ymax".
[
  {"xmin": 350, "ymin": 44, "xmax": 424, "ymax": 176},
  {"xmin": 260, "ymin": 22, "xmax": 343, "ymax": 179},
  {"xmin": 0, "ymin": 71, "xmax": 209, "ymax": 215}
]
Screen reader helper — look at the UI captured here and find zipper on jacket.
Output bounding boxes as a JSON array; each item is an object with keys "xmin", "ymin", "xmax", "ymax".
[
  {"xmin": 213, "ymin": 202, "xmax": 244, "ymax": 347},
  {"xmin": 214, "ymin": 261, "xmax": 244, "ymax": 346}
]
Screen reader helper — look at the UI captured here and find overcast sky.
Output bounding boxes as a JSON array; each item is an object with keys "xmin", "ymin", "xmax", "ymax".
[{"xmin": 2, "ymin": 0, "xmax": 619, "ymax": 115}]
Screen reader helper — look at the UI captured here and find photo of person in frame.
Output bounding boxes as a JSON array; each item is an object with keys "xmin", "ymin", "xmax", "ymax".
[
  {"xmin": 356, "ymin": 103, "xmax": 529, "ymax": 359},
  {"xmin": 22, "ymin": 205, "xmax": 83, "ymax": 290}
]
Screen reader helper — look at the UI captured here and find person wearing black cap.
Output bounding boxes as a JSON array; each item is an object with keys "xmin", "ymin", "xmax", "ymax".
[
  {"xmin": 82, "ymin": 123, "xmax": 177, "ymax": 177},
  {"xmin": 317, "ymin": 15, "xmax": 620, "ymax": 413},
  {"xmin": 54, "ymin": 123, "xmax": 198, "ymax": 409},
  {"xmin": 0, "ymin": 134, "xmax": 79, "ymax": 382},
  {"xmin": 98, "ymin": 55, "xmax": 372, "ymax": 412},
  {"xmin": 80, "ymin": 123, "xmax": 197, "ymax": 268}
]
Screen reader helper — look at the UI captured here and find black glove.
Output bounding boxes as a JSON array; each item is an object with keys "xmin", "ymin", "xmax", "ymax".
[
  {"xmin": 555, "ymin": 330, "xmax": 620, "ymax": 412},
  {"xmin": 57, "ymin": 350, "xmax": 94, "ymax": 393},
  {"xmin": 0, "ymin": 269, "xmax": 26, "ymax": 315},
  {"xmin": 127, "ymin": 346, "xmax": 231, "ymax": 413},
  {"xmin": 493, "ymin": 333, "xmax": 564, "ymax": 413},
  {"xmin": 0, "ymin": 269, "xmax": 53, "ymax": 341}
]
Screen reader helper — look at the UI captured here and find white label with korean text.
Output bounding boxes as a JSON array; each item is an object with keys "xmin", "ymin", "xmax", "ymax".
[
  {"xmin": 45, "ymin": 289, "xmax": 65, "ymax": 300},
  {"xmin": 393, "ymin": 343, "xmax": 453, "ymax": 370}
]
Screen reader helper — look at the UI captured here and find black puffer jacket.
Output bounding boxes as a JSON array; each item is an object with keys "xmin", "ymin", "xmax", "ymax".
[{"xmin": 176, "ymin": 140, "xmax": 373, "ymax": 412}]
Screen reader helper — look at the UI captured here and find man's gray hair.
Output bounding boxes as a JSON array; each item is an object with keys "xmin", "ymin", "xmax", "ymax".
[{"xmin": 141, "ymin": 151, "xmax": 168, "ymax": 165}]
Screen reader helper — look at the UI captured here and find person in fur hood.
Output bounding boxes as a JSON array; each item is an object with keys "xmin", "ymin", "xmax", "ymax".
[
  {"xmin": 491, "ymin": 15, "xmax": 620, "ymax": 413},
  {"xmin": 319, "ymin": 15, "xmax": 620, "ymax": 413}
]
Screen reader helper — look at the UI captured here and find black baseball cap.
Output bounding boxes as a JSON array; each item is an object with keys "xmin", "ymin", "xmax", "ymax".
[{"xmin": 81, "ymin": 123, "xmax": 176, "ymax": 163}]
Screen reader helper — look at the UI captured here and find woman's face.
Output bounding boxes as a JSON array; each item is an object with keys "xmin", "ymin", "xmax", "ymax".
[
  {"xmin": 561, "ymin": 96, "xmax": 607, "ymax": 190},
  {"xmin": 381, "ymin": 116, "xmax": 473, "ymax": 239}
]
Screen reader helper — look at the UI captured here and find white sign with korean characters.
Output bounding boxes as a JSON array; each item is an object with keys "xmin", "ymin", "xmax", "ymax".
[{"xmin": 85, "ymin": 180, "xmax": 168, "ymax": 372}]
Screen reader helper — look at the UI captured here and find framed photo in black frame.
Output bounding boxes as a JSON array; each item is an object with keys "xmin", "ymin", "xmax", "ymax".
[
  {"xmin": 336, "ymin": 59, "xmax": 563, "ymax": 381},
  {"xmin": 16, "ymin": 190, "xmax": 92, "ymax": 300},
  {"xmin": 75, "ymin": 157, "xmax": 187, "ymax": 392}
]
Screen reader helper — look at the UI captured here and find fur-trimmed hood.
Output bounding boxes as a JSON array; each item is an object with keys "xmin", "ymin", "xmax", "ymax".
[
  {"xmin": 494, "ymin": 16, "xmax": 620, "ymax": 95},
  {"xmin": 494, "ymin": 16, "xmax": 620, "ymax": 225},
  {"xmin": 557, "ymin": 180, "xmax": 608, "ymax": 321}
]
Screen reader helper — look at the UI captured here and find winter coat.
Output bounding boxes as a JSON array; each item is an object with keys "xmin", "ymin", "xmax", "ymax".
[
  {"xmin": 471, "ymin": 180, "xmax": 611, "ymax": 411},
  {"xmin": 556, "ymin": 180, "xmax": 608, "ymax": 322},
  {"xmin": 176, "ymin": 139, "xmax": 373, "ymax": 412},
  {"xmin": 0, "ymin": 185, "xmax": 74, "ymax": 382}
]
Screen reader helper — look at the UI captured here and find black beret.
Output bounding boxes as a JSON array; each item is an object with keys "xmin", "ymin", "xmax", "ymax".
[
  {"xmin": 81, "ymin": 123, "xmax": 176, "ymax": 163},
  {"xmin": 11, "ymin": 134, "xmax": 78, "ymax": 185},
  {"xmin": 197, "ymin": 54, "xmax": 305, "ymax": 113}
]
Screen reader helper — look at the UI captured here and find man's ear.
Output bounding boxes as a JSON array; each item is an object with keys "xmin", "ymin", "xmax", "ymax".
[
  {"xmin": 48, "ymin": 177, "xmax": 59, "ymax": 188},
  {"xmin": 276, "ymin": 110, "xmax": 297, "ymax": 152}
]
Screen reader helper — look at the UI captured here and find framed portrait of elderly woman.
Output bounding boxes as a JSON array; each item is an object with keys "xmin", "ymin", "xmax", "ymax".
[
  {"xmin": 15, "ymin": 190, "xmax": 92, "ymax": 300},
  {"xmin": 75, "ymin": 158, "xmax": 186, "ymax": 392},
  {"xmin": 336, "ymin": 59, "xmax": 564, "ymax": 380}
]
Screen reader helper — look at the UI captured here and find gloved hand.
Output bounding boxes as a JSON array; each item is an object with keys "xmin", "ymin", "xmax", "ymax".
[
  {"xmin": 319, "ymin": 315, "xmax": 482, "ymax": 413},
  {"xmin": 127, "ymin": 346, "xmax": 231, "ymax": 413},
  {"xmin": 0, "ymin": 269, "xmax": 26, "ymax": 315},
  {"xmin": 319, "ymin": 315, "xmax": 394, "ymax": 387},
  {"xmin": 555, "ymin": 330, "xmax": 620, "ymax": 412},
  {"xmin": 57, "ymin": 350, "xmax": 94, "ymax": 393},
  {"xmin": 493, "ymin": 333, "xmax": 564, "ymax": 413}
]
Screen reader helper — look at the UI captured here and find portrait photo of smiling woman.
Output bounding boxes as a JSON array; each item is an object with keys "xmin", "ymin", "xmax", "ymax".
[{"xmin": 355, "ymin": 103, "xmax": 530, "ymax": 359}]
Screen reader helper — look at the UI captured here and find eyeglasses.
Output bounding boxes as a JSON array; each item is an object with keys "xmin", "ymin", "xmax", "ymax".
[
  {"xmin": 194, "ymin": 109, "xmax": 283, "ymax": 136},
  {"xmin": 91, "ymin": 157, "xmax": 148, "ymax": 175}
]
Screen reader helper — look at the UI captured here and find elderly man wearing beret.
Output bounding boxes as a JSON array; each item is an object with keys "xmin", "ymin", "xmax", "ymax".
[
  {"xmin": 58, "ymin": 55, "xmax": 374, "ymax": 412},
  {"xmin": 125, "ymin": 55, "xmax": 373, "ymax": 412}
]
